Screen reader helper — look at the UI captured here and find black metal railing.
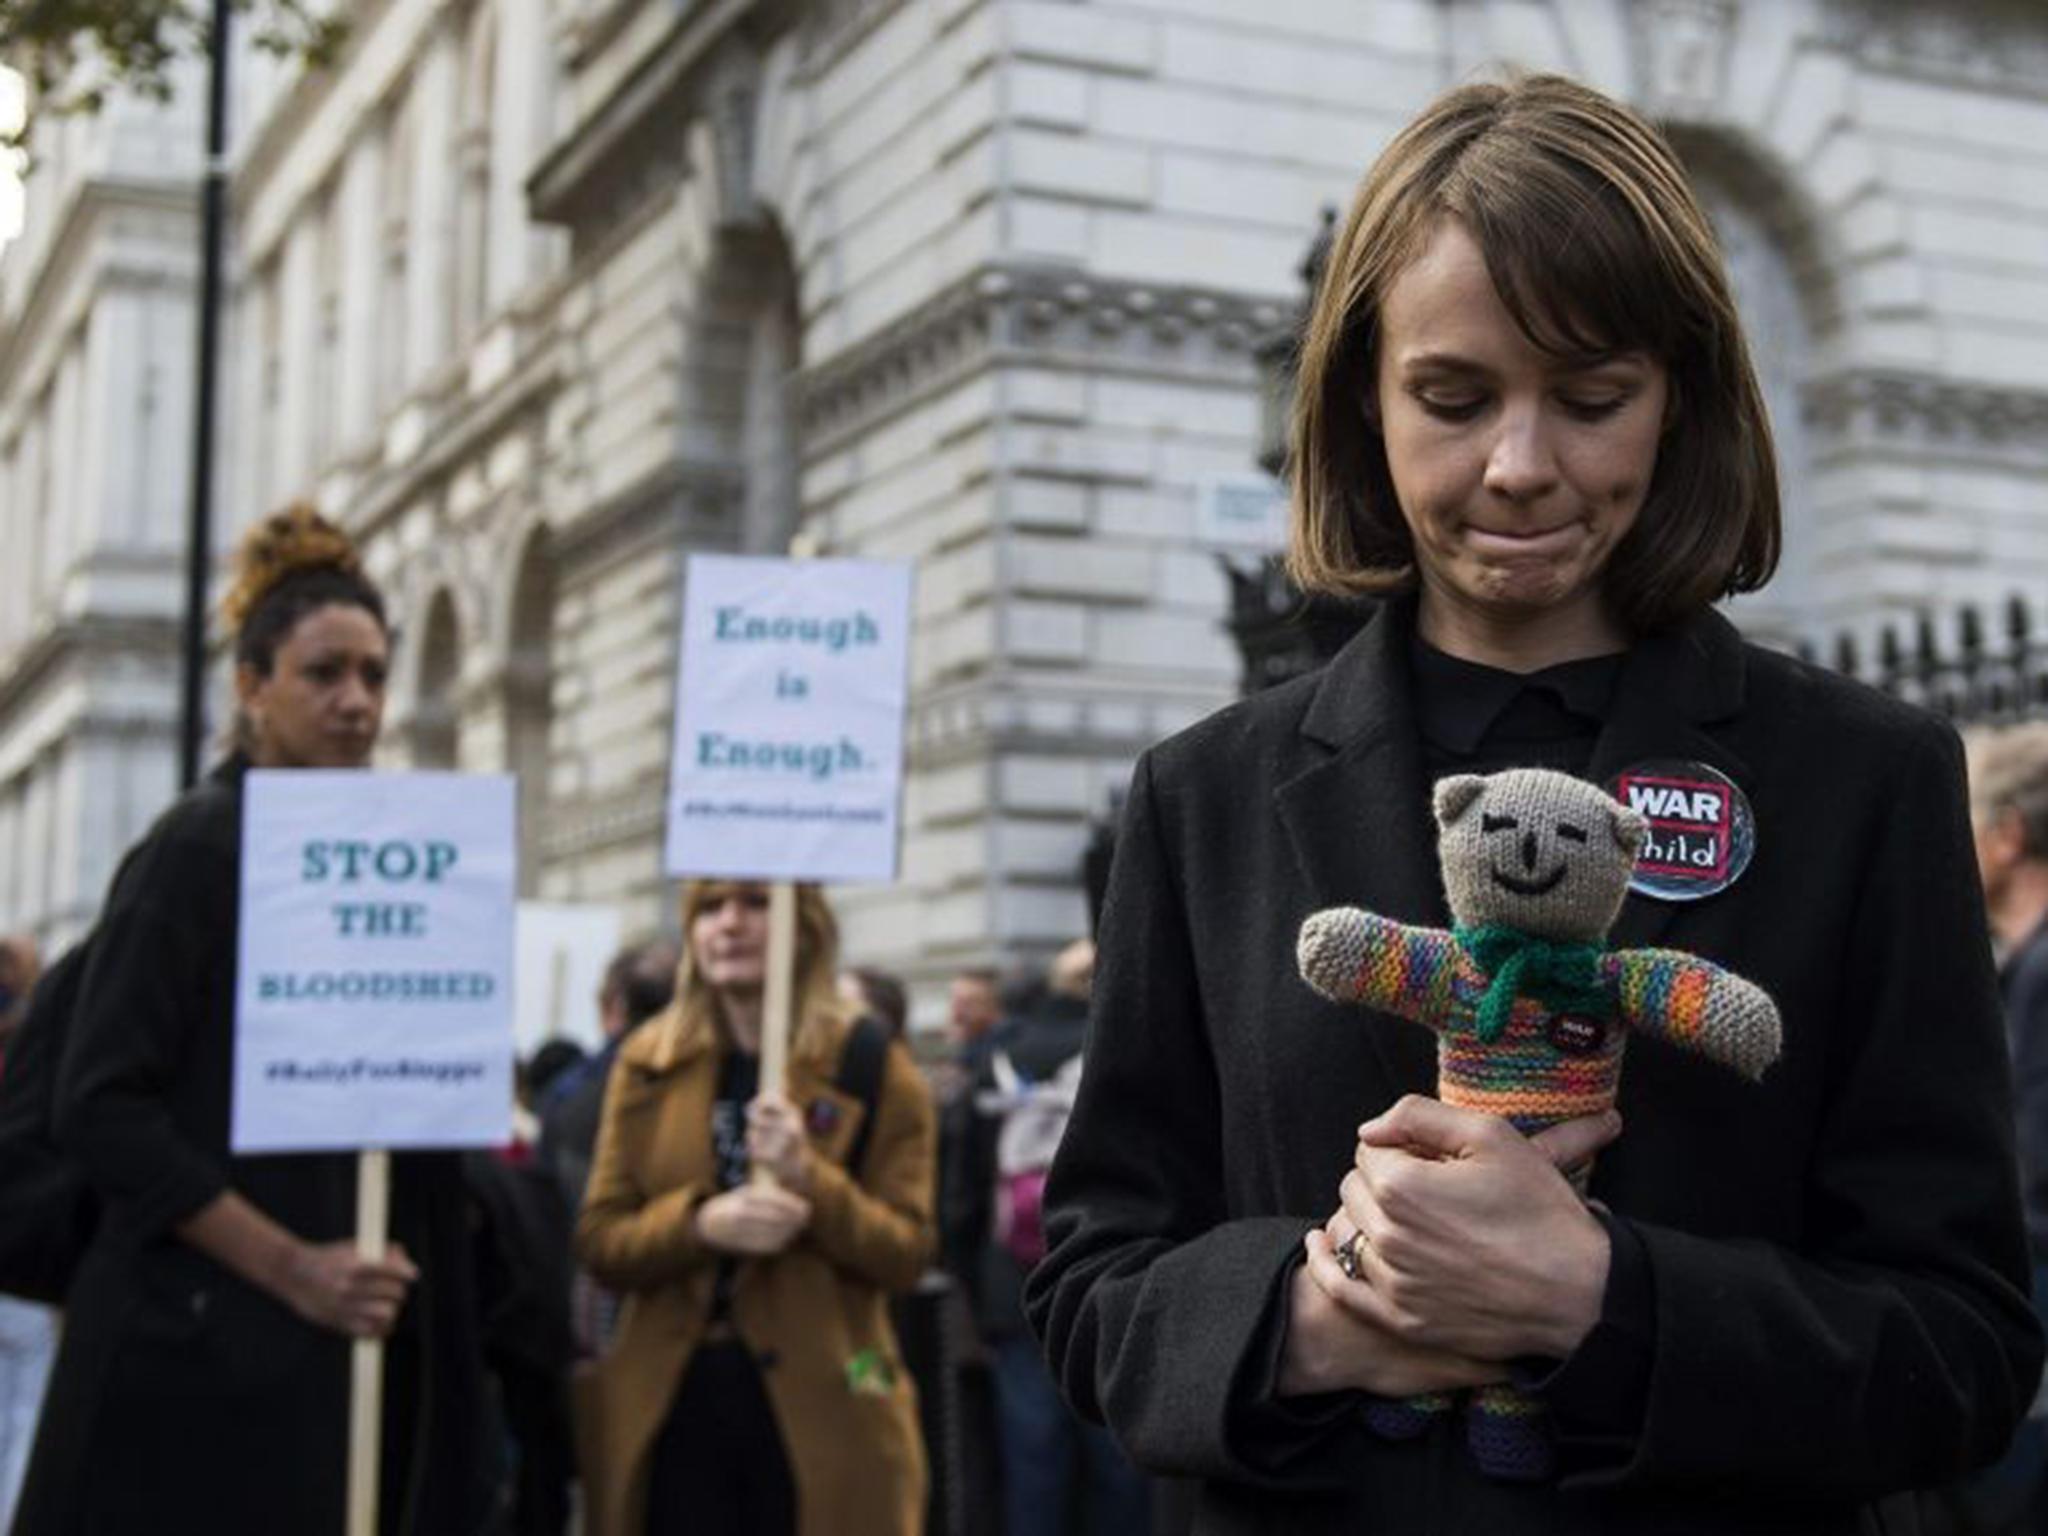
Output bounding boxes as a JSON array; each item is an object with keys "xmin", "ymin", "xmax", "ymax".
[
  {"xmin": 1226, "ymin": 553, "xmax": 2048, "ymax": 732},
  {"xmin": 1803, "ymin": 595, "xmax": 2048, "ymax": 727}
]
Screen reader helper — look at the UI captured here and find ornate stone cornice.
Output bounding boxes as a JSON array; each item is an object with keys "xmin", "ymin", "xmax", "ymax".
[
  {"xmin": 1819, "ymin": 0, "xmax": 2048, "ymax": 101},
  {"xmin": 795, "ymin": 0, "xmax": 914, "ymax": 81},
  {"xmin": 547, "ymin": 455, "xmax": 744, "ymax": 571},
  {"xmin": 539, "ymin": 783, "xmax": 665, "ymax": 860},
  {"xmin": 557, "ymin": 0, "xmax": 644, "ymax": 70},
  {"xmin": 0, "ymin": 611, "xmax": 180, "ymax": 740},
  {"xmin": 1631, "ymin": 0, "xmax": 1738, "ymax": 121},
  {"xmin": 233, "ymin": 0, "xmax": 407, "ymax": 209},
  {"xmin": 0, "ymin": 178, "xmax": 196, "ymax": 389},
  {"xmin": 795, "ymin": 265, "xmax": 1288, "ymax": 461},
  {"xmin": 1803, "ymin": 369, "xmax": 2048, "ymax": 456},
  {"xmin": 344, "ymin": 304, "xmax": 567, "ymax": 545},
  {"xmin": 528, "ymin": 0, "xmax": 752, "ymax": 238},
  {"xmin": 902, "ymin": 684, "xmax": 1217, "ymax": 776}
]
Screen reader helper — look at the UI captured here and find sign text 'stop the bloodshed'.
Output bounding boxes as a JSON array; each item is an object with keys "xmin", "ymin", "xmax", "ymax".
[{"xmin": 233, "ymin": 770, "xmax": 517, "ymax": 1154}]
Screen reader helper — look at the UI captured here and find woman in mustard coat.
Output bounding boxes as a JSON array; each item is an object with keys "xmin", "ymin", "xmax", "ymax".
[{"xmin": 577, "ymin": 880, "xmax": 935, "ymax": 1536}]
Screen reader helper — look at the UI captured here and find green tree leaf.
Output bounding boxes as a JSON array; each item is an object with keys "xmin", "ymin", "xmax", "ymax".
[{"xmin": 0, "ymin": 0, "xmax": 348, "ymax": 149}]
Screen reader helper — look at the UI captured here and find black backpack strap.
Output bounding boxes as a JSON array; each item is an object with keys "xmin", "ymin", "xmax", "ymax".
[{"xmin": 835, "ymin": 1016, "xmax": 890, "ymax": 1177}]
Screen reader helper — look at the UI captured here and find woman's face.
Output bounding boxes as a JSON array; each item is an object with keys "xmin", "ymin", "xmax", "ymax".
[
  {"xmin": 1374, "ymin": 218, "xmax": 1669, "ymax": 646},
  {"xmin": 690, "ymin": 885, "xmax": 771, "ymax": 994},
  {"xmin": 237, "ymin": 604, "xmax": 389, "ymax": 769}
]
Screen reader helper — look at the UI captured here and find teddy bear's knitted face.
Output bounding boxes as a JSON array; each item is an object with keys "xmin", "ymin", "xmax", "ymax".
[{"xmin": 1433, "ymin": 768, "xmax": 1648, "ymax": 943}]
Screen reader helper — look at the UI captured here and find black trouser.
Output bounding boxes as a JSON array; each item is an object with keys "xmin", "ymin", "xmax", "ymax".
[{"xmin": 645, "ymin": 1339, "xmax": 796, "ymax": 1536}]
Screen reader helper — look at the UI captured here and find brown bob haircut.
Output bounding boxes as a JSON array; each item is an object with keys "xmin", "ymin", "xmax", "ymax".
[
  {"xmin": 1287, "ymin": 73, "xmax": 1780, "ymax": 634},
  {"xmin": 676, "ymin": 879, "xmax": 849, "ymax": 1052}
]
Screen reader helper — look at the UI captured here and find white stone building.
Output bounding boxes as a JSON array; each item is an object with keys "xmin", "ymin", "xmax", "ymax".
[
  {"xmin": 0, "ymin": 62, "xmax": 207, "ymax": 950},
  {"xmin": 7, "ymin": 0, "xmax": 2048, "ymax": 1009}
]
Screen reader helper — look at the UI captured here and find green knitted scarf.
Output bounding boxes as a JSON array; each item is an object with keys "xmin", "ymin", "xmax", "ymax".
[{"xmin": 1454, "ymin": 924, "xmax": 1612, "ymax": 1043}]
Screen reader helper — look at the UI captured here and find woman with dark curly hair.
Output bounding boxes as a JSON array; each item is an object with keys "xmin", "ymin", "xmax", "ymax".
[{"xmin": 15, "ymin": 506, "xmax": 491, "ymax": 1535}]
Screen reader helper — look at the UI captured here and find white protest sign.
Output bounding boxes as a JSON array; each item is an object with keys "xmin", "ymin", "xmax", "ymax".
[
  {"xmin": 666, "ymin": 553, "xmax": 913, "ymax": 884},
  {"xmin": 514, "ymin": 902, "xmax": 624, "ymax": 1055},
  {"xmin": 232, "ymin": 770, "xmax": 516, "ymax": 1154},
  {"xmin": 1194, "ymin": 475, "xmax": 1289, "ymax": 553}
]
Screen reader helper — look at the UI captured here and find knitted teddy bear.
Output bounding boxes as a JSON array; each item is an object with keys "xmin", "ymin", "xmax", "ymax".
[{"xmin": 1295, "ymin": 766, "xmax": 1781, "ymax": 1483}]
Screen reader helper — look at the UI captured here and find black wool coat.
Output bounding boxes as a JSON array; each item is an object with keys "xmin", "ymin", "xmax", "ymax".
[
  {"xmin": 13, "ymin": 761, "xmax": 493, "ymax": 1536},
  {"xmin": 1025, "ymin": 598, "xmax": 2045, "ymax": 1536}
]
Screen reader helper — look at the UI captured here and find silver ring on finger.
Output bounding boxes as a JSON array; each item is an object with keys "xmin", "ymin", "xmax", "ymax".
[{"xmin": 1334, "ymin": 1228, "xmax": 1369, "ymax": 1282}]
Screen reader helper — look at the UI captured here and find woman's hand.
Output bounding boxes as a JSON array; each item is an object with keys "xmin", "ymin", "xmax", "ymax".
[
  {"xmin": 275, "ymin": 1240, "xmax": 418, "ymax": 1339},
  {"xmin": 1281, "ymin": 1240, "xmax": 1504, "ymax": 1398},
  {"xmin": 694, "ymin": 1184, "xmax": 813, "ymax": 1256},
  {"xmin": 746, "ymin": 1094, "xmax": 815, "ymax": 1193},
  {"xmin": 1317, "ymin": 1096, "xmax": 1619, "ymax": 1361}
]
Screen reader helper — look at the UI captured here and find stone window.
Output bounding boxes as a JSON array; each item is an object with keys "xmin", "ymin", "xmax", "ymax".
[
  {"xmin": 311, "ymin": 180, "xmax": 342, "ymax": 470},
  {"xmin": 454, "ymin": 6, "xmax": 497, "ymax": 348},
  {"xmin": 413, "ymin": 589, "xmax": 462, "ymax": 770},
  {"xmin": 379, "ymin": 95, "xmax": 414, "ymax": 412},
  {"xmin": 506, "ymin": 526, "xmax": 555, "ymax": 897},
  {"xmin": 257, "ymin": 264, "xmax": 283, "ymax": 508},
  {"xmin": 686, "ymin": 221, "xmax": 802, "ymax": 554}
]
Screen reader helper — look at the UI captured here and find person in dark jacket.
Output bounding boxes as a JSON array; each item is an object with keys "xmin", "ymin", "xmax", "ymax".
[
  {"xmin": 467, "ymin": 1146, "xmax": 577, "ymax": 1536},
  {"xmin": 1025, "ymin": 74, "xmax": 2044, "ymax": 1536},
  {"xmin": 13, "ymin": 505, "xmax": 492, "ymax": 1536},
  {"xmin": 0, "ymin": 937, "xmax": 52, "ymax": 1525},
  {"xmin": 538, "ymin": 939, "xmax": 680, "ymax": 1215},
  {"xmin": 840, "ymin": 966, "xmax": 910, "ymax": 1043},
  {"xmin": 537, "ymin": 939, "xmax": 678, "ymax": 1375},
  {"xmin": 1941, "ymin": 723, "xmax": 2048, "ymax": 1533},
  {"xmin": 944, "ymin": 943, "xmax": 1150, "ymax": 1536}
]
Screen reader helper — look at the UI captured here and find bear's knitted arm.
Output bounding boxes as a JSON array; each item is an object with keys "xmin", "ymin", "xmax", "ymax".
[
  {"xmin": 1297, "ymin": 906, "xmax": 1465, "ymax": 1031},
  {"xmin": 1605, "ymin": 947, "xmax": 1783, "ymax": 1080}
]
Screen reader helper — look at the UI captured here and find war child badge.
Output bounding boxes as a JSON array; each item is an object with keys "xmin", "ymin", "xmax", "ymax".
[{"xmin": 1605, "ymin": 759, "xmax": 1755, "ymax": 902}]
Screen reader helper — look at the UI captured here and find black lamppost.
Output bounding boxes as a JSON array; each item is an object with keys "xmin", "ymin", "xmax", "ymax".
[{"xmin": 178, "ymin": 0, "xmax": 231, "ymax": 789}]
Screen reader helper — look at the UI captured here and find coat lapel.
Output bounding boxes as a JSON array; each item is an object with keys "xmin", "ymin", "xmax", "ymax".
[
  {"xmin": 1586, "ymin": 610, "xmax": 1754, "ymax": 953},
  {"xmin": 614, "ymin": 1007, "xmax": 719, "ymax": 1192},
  {"xmin": 785, "ymin": 1042, "xmax": 867, "ymax": 1170},
  {"xmin": 1274, "ymin": 599, "xmax": 1442, "ymax": 1096}
]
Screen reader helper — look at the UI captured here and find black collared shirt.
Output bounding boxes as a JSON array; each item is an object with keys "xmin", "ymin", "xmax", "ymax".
[{"xmin": 1410, "ymin": 634, "xmax": 1624, "ymax": 779}]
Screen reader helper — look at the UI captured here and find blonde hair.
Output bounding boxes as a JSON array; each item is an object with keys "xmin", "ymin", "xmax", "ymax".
[
  {"xmin": 1286, "ymin": 72, "xmax": 1779, "ymax": 634},
  {"xmin": 677, "ymin": 880, "xmax": 849, "ymax": 1050}
]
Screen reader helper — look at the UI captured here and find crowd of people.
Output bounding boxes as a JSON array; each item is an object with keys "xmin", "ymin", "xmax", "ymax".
[
  {"xmin": 0, "ymin": 500, "xmax": 1149, "ymax": 1536},
  {"xmin": 2, "ymin": 66, "xmax": 2047, "ymax": 1536}
]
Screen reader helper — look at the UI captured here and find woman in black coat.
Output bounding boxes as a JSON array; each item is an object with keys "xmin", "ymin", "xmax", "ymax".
[
  {"xmin": 14, "ymin": 507, "xmax": 491, "ymax": 1536},
  {"xmin": 1025, "ymin": 74, "xmax": 2045, "ymax": 1535}
]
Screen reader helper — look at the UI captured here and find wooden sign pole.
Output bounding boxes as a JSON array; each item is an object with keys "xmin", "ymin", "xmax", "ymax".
[
  {"xmin": 754, "ymin": 537, "xmax": 812, "ymax": 1159},
  {"xmin": 751, "ymin": 882, "xmax": 799, "ymax": 1186},
  {"xmin": 346, "ymin": 1148, "xmax": 391, "ymax": 1536},
  {"xmin": 546, "ymin": 946, "xmax": 569, "ymax": 1041}
]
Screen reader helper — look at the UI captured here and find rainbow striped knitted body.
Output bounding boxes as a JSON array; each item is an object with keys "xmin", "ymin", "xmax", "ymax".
[{"xmin": 1367, "ymin": 920, "xmax": 1754, "ymax": 1142}]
